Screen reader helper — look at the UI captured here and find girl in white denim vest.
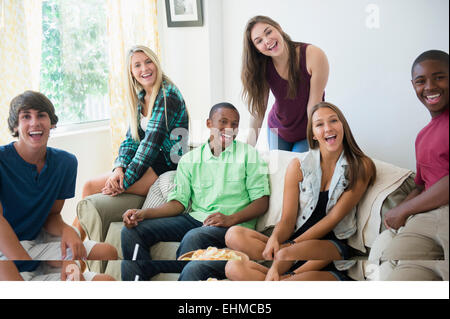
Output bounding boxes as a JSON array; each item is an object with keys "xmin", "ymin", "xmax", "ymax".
[{"xmin": 225, "ymin": 102, "xmax": 376, "ymax": 281}]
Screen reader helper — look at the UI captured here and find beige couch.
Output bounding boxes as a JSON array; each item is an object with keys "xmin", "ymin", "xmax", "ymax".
[{"xmin": 77, "ymin": 150, "xmax": 417, "ymax": 281}]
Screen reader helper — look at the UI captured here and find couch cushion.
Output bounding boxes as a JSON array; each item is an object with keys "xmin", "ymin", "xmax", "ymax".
[
  {"xmin": 104, "ymin": 261, "xmax": 181, "ymax": 281},
  {"xmin": 347, "ymin": 158, "xmax": 413, "ymax": 253},
  {"xmin": 151, "ymin": 273, "xmax": 180, "ymax": 281},
  {"xmin": 256, "ymin": 150, "xmax": 306, "ymax": 232},
  {"xmin": 105, "ymin": 221, "xmax": 180, "ymax": 260},
  {"xmin": 104, "ymin": 260, "xmax": 121, "ymax": 281},
  {"xmin": 151, "ymin": 242, "xmax": 180, "ymax": 260}
]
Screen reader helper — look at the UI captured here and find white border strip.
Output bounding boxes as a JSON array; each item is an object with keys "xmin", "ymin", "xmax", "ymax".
[{"xmin": 0, "ymin": 281, "xmax": 448, "ymax": 299}]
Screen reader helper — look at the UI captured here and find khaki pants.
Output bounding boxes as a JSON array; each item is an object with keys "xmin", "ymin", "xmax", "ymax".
[
  {"xmin": 381, "ymin": 205, "xmax": 448, "ymax": 261},
  {"xmin": 384, "ymin": 260, "xmax": 449, "ymax": 281},
  {"xmin": 377, "ymin": 205, "xmax": 449, "ymax": 280}
]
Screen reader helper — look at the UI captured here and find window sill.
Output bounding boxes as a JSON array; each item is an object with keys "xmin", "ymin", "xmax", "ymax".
[{"xmin": 50, "ymin": 119, "xmax": 110, "ymax": 138}]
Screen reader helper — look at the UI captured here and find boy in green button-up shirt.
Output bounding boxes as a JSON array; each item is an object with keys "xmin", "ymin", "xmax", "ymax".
[{"xmin": 121, "ymin": 103, "xmax": 270, "ymax": 281}]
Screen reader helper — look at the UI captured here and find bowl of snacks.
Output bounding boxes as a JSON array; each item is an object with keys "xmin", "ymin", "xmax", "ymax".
[{"xmin": 178, "ymin": 246, "xmax": 249, "ymax": 261}]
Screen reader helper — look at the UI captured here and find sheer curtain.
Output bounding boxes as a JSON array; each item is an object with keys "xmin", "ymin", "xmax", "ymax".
[
  {"xmin": 107, "ymin": 0, "xmax": 160, "ymax": 163},
  {"xmin": 0, "ymin": 0, "xmax": 160, "ymax": 156},
  {"xmin": 0, "ymin": 0, "xmax": 42, "ymax": 145}
]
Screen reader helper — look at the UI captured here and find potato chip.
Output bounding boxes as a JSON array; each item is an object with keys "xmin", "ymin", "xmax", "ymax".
[{"xmin": 180, "ymin": 246, "xmax": 244, "ymax": 261}]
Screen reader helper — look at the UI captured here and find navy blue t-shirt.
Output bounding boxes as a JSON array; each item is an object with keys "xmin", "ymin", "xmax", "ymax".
[{"xmin": 0, "ymin": 143, "xmax": 77, "ymax": 272}]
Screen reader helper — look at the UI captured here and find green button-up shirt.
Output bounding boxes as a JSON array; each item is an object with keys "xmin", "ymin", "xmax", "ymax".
[{"xmin": 167, "ymin": 140, "xmax": 270, "ymax": 229}]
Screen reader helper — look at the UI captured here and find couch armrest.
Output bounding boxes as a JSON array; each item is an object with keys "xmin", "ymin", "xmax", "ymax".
[{"xmin": 76, "ymin": 193, "xmax": 145, "ymax": 242}]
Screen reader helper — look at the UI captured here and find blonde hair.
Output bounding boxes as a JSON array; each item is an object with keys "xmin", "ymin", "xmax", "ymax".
[{"xmin": 125, "ymin": 45, "xmax": 172, "ymax": 141}]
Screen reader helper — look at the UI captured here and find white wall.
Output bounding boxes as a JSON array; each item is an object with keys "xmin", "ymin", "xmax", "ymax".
[
  {"xmin": 222, "ymin": 0, "xmax": 449, "ymax": 170},
  {"xmin": 157, "ymin": 0, "xmax": 224, "ymax": 143},
  {"xmin": 159, "ymin": 0, "xmax": 449, "ymax": 170},
  {"xmin": 48, "ymin": 126, "xmax": 113, "ymax": 224}
]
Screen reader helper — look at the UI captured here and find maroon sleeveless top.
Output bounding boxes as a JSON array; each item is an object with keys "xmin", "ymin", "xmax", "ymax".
[{"xmin": 267, "ymin": 43, "xmax": 322, "ymax": 143}]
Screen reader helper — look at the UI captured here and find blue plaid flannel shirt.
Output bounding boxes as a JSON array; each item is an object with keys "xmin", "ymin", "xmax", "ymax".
[{"xmin": 114, "ymin": 82, "xmax": 189, "ymax": 190}]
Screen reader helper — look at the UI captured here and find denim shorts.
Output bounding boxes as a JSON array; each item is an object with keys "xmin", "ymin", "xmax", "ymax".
[
  {"xmin": 285, "ymin": 260, "xmax": 353, "ymax": 281},
  {"xmin": 284, "ymin": 232, "xmax": 353, "ymax": 281},
  {"xmin": 151, "ymin": 151, "xmax": 177, "ymax": 176},
  {"xmin": 286, "ymin": 230, "xmax": 352, "ymax": 259},
  {"xmin": 324, "ymin": 233, "xmax": 352, "ymax": 260}
]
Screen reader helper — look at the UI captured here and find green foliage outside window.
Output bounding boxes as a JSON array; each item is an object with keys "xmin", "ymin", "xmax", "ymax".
[{"xmin": 40, "ymin": 0, "xmax": 109, "ymax": 124}]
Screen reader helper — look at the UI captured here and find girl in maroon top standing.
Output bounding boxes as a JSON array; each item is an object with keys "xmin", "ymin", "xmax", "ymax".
[{"xmin": 242, "ymin": 16, "xmax": 329, "ymax": 152}]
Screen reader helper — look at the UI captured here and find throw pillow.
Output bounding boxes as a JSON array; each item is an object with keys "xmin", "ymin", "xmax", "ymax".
[
  {"xmin": 141, "ymin": 170, "xmax": 192, "ymax": 213},
  {"xmin": 141, "ymin": 170, "xmax": 177, "ymax": 209}
]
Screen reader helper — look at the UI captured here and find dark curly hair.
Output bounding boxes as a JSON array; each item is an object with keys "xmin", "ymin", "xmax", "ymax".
[{"xmin": 411, "ymin": 50, "xmax": 449, "ymax": 76}]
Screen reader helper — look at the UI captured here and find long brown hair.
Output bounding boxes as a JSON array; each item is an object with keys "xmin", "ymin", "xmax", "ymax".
[
  {"xmin": 241, "ymin": 16, "xmax": 301, "ymax": 118},
  {"xmin": 307, "ymin": 102, "xmax": 377, "ymax": 190}
]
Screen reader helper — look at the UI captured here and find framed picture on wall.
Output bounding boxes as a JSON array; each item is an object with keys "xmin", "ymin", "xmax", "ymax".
[{"xmin": 165, "ymin": 0, "xmax": 203, "ymax": 27}]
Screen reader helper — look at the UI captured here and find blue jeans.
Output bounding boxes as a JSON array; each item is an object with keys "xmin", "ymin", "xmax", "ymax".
[
  {"xmin": 178, "ymin": 261, "xmax": 227, "ymax": 281},
  {"xmin": 268, "ymin": 128, "xmax": 309, "ymax": 153},
  {"xmin": 121, "ymin": 214, "xmax": 229, "ymax": 281}
]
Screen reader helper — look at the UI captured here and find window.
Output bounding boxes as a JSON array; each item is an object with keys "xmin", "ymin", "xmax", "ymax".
[{"xmin": 40, "ymin": 0, "xmax": 109, "ymax": 125}]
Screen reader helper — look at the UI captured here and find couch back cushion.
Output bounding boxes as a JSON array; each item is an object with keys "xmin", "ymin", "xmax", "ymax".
[
  {"xmin": 347, "ymin": 159, "xmax": 413, "ymax": 252},
  {"xmin": 256, "ymin": 150, "xmax": 306, "ymax": 232}
]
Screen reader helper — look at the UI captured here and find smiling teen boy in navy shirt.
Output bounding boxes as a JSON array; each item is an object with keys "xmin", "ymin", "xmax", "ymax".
[{"xmin": 0, "ymin": 91, "xmax": 117, "ymax": 281}]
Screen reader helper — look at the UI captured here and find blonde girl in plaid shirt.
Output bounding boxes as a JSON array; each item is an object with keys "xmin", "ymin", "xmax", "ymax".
[{"xmin": 74, "ymin": 45, "xmax": 189, "ymax": 239}]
